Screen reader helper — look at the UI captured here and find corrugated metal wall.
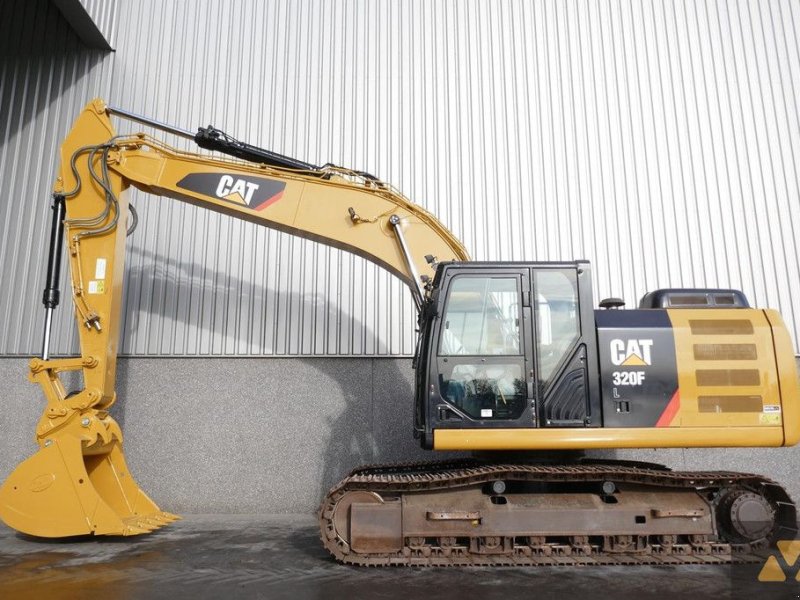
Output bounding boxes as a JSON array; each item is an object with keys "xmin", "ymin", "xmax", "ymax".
[
  {"xmin": 1, "ymin": 0, "xmax": 799, "ymax": 357},
  {"xmin": 0, "ymin": 0, "xmax": 116, "ymax": 357}
]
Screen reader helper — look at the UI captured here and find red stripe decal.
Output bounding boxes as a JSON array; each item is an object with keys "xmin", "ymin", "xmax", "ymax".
[
  {"xmin": 655, "ymin": 389, "xmax": 680, "ymax": 427},
  {"xmin": 253, "ymin": 189, "xmax": 284, "ymax": 211}
]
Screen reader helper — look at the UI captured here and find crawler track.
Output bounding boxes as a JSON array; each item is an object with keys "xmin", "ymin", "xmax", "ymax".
[{"xmin": 319, "ymin": 459, "xmax": 796, "ymax": 566}]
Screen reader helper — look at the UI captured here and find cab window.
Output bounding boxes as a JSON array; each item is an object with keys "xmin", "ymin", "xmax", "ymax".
[{"xmin": 535, "ymin": 269, "xmax": 579, "ymax": 385}]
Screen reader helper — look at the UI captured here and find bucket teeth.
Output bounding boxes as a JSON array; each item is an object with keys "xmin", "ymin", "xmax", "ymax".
[
  {"xmin": 147, "ymin": 515, "xmax": 175, "ymax": 528},
  {"xmin": 137, "ymin": 511, "xmax": 180, "ymax": 526},
  {"xmin": 160, "ymin": 512, "xmax": 181, "ymax": 522},
  {"xmin": 120, "ymin": 514, "xmax": 169, "ymax": 535},
  {"xmin": 145, "ymin": 515, "xmax": 169, "ymax": 525},
  {"xmin": 121, "ymin": 523, "xmax": 152, "ymax": 536},
  {"xmin": 136, "ymin": 519, "xmax": 161, "ymax": 531}
]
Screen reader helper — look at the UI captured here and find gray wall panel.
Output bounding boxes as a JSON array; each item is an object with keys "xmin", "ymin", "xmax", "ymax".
[{"xmin": 1, "ymin": 0, "xmax": 799, "ymax": 358}]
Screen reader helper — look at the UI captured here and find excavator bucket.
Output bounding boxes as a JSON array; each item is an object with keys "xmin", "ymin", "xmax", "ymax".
[{"xmin": 0, "ymin": 435, "xmax": 178, "ymax": 537}]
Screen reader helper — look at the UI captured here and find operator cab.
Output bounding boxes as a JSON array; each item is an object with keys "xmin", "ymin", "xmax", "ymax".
[{"xmin": 414, "ymin": 261, "xmax": 601, "ymax": 449}]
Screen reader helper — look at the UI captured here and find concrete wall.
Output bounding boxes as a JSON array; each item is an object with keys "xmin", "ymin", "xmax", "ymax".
[{"xmin": 2, "ymin": 356, "xmax": 798, "ymax": 514}]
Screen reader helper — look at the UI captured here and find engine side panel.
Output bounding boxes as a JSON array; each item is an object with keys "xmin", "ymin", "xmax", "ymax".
[{"xmin": 597, "ymin": 307, "xmax": 789, "ymax": 431}]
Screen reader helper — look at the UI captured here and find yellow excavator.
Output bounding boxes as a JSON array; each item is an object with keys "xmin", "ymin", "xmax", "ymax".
[{"xmin": 1, "ymin": 99, "xmax": 798, "ymax": 566}]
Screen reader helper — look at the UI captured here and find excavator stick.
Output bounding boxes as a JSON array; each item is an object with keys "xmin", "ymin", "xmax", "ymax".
[{"xmin": 0, "ymin": 427, "xmax": 178, "ymax": 537}]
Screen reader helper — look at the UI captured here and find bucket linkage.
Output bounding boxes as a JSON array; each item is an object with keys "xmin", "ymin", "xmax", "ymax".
[{"xmin": 0, "ymin": 357, "xmax": 178, "ymax": 537}]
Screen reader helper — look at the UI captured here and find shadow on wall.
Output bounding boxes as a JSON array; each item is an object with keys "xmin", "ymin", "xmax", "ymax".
[{"xmin": 112, "ymin": 248, "xmax": 463, "ymax": 509}]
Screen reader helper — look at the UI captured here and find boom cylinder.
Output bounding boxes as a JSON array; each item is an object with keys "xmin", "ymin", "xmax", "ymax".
[{"xmin": 40, "ymin": 194, "xmax": 66, "ymax": 360}]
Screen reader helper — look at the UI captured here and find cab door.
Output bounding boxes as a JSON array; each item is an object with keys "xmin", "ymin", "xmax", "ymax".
[{"xmin": 433, "ymin": 269, "xmax": 535, "ymax": 428}]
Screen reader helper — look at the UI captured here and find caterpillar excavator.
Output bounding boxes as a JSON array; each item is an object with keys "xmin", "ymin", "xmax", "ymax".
[{"xmin": 1, "ymin": 99, "xmax": 798, "ymax": 566}]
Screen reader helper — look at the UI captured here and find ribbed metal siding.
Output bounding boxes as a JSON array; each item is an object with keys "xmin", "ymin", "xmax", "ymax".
[{"xmin": 1, "ymin": 0, "xmax": 799, "ymax": 357}]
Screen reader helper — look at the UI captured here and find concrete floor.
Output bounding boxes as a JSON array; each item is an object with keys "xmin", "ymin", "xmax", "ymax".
[{"xmin": 0, "ymin": 515, "xmax": 795, "ymax": 600}]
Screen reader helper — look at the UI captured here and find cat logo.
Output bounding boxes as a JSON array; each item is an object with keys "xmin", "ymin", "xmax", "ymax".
[
  {"xmin": 216, "ymin": 175, "xmax": 259, "ymax": 205},
  {"xmin": 758, "ymin": 540, "xmax": 800, "ymax": 582},
  {"xmin": 609, "ymin": 339, "xmax": 653, "ymax": 366}
]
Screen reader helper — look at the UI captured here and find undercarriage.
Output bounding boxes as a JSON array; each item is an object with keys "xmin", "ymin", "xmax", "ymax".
[{"xmin": 319, "ymin": 459, "xmax": 796, "ymax": 566}]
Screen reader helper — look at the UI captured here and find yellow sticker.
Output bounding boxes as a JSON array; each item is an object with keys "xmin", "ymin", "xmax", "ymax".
[
  {"xmin": 760, "ymin": 413, "xmax": 781, "ymax": 425},
  {"xmin": 87, "ymin": 280, "xmax": 105, "ymax": 294}
]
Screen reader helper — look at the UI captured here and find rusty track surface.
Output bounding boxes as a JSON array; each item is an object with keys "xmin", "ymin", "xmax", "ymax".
[{"xmin": 319, "ymin": 459, "xmax": 797, "ymax": 566}]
